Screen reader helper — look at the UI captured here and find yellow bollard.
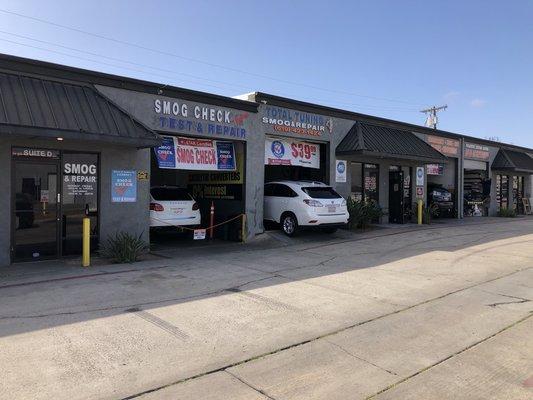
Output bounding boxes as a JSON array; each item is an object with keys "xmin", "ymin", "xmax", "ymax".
[
  {"xmin": 241, "ymin": 213, "xmax": 247, "ymax": 243},
  {"xmin": 82, "ymin": 217, "xmax": 90, "ymax": 267},
  {"xmin": 417, "ymin": 199, "xmax": 423, "ymax": 225}
]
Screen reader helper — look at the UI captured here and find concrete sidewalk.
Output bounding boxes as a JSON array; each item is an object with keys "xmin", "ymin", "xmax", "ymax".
[{"xmin": 0, "ymin": 218, "xmax": 532, "ymax": 400}]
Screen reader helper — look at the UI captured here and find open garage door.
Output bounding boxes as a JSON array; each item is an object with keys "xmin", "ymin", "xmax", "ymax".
[{"xmin": 151, "ymin": 136, "xmax": 245, "ymax": 242}]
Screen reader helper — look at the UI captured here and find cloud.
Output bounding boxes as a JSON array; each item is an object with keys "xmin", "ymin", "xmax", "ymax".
[
  {"xmin": 470, "ymin": 98, "xmax": 487, "ymax": 108},
  {"xmin": 443, "ymin": 90, "xmax": 460, "ymax": 101}
]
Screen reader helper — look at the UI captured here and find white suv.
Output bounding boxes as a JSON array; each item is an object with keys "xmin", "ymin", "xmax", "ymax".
[
  {"xmin": 149, "ymin": 186, "xmax": 201, "ymax": 228},
  {"xmin": 264, "ymin": 181, "xmax": 348, "ymax": 236}
]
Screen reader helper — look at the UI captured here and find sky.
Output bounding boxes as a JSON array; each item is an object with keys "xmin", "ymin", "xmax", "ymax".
[{"xmin": 0, "ymin": 0, "xmax": 532, "ymax": 147}]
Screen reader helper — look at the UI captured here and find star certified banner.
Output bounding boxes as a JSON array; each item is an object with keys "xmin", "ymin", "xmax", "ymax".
[
  {"xmin": 154, "ymin": 136, "xmax": 235, "ymax": 171},
  {"xmin": 264, "ymin": 137, "xmax": 320, "ymax": 169}
]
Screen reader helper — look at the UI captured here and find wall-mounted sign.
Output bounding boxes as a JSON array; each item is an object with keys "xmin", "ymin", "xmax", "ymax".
[
  {"xmin": 262, "ymin": 106, "xmax": 333, "ymax": 137},
  {"xmin": 63, "ymin": 162, "xmax": 97, "ymax": 196},
  {"xmin": 154, "ymin": 136, "xmax": 236, "ymax": 171},
  {"xmin": 335, "ymin": 160, "xmax": 347, "ymax": 183},
  {"xmin": 264, "ymin": 137, "xmax": 320, "ymax": 169},
  {"xmin": 426, "ymin": 135, "xmax": 460, "ymax": 157},
  {"xmin": 137, "ymin": 171, "xmax": 149, "ymax": 181},
  {"xmin": 416, "ymin": 187, "xmax": 424, "ymax": 198},
  {"xmin": 111, "ymin": 170, "xmax": 137, "ymax": 203},
  {"xmin": 416, "ymin": 166, "xmax": 425, "ymax": 186},
  {"xmin": 464, "ymin": 143, "xmax": 490, "ymax": 161},
  {"xmin": 12, "ymin": 147, "xmax": 60, "ymax": 159},
  {"xmin": 189, "ymin": 184, "xmax": 243, "ymax": 200},
  {"xmin": 154, "ymin": 98, "xmax": 249, "ymax": 139},
  {"xmin": 426, "ymin": 164, "xmax": 444, "ymax": 176}
]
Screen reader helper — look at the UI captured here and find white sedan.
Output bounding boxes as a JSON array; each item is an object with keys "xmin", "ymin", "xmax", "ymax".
[
  {"xmin": 149, "ymin": 186, "xmax": 201, "ymax": 228},
  {"xmin": 264, "ymin": 181, "xmax": 348, "ymax": 236}
]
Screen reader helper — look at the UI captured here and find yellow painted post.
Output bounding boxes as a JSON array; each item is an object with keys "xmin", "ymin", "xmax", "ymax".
[
  {"xmin": 82, "ymin": 217, "xmax": 90, "ymax": 267},
  {"xmin": 241, "ymin": 213, "xmax": 247, "ymax": 243},
  {"xmin": 417, "ymin": 199, "xmax": 423, "ymax": 225}
]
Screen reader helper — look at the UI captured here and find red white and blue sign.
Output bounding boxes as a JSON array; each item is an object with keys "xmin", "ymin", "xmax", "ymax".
[
  {"xmin": 154, "ymin": 136, "xmax": 236, "ymax": 171},
  {"xmin": 216, "ymin": 141, "xmax": 236, "ymax": 170},
  {"xmin": 265, "ymin": 137, "xmax": 320, "ymax": 169},
  {"xmin": 111, "ymin": 170, "xmax": 137, "ymax": 203},
  {"xmin": 154, "ymin": 136, "xmax": 176, "ymax": 169}
]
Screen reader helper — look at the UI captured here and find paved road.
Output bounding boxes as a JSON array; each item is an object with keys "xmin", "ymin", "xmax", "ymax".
[{"xmin": 0, "ymin": 219, "xmax": 532, "ymax": 399}]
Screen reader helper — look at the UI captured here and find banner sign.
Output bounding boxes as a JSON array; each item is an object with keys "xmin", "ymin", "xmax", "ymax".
[
  {"xmin": 426, "ymin": 135, "xmax": 460, "ymax": 157},
  {"xmin": 426, "ymin": 164, "xmax": 444, "ymax": 176},
  {"xmin": 264, "ymin": 138, "xmax": 320, "ymax": 169},
  {"xmin": 464, "ymin": 142, "xmax": 490, "ymax": 161},
  {"xmin": 111, "ymin": 170, "xmax": 137, "ymax": 203},
  {"xmin": 154, "ymin": 136, "xmax": 236, "ymax": 171},
  {"xmin": 335, "ymin": 160, "xmax": 347, "ymax": 182}
]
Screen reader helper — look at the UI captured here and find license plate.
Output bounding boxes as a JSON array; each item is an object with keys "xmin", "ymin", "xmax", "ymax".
[
  {"xmin": 171, "ymin": 208, "xmax": 183, "ymax": 214},
  {"xmin": 328, "ymin": 206, "xmax": 336, "ymax": 213}
]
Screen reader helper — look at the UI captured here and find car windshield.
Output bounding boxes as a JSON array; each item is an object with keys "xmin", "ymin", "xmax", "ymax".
[
  {"xmin": 302, "ymin": 187, "xmax": 342, "ymax": 199},
  {"xmin": 151, "ymin": 187, "xmax": 192, "ymax": 201}
]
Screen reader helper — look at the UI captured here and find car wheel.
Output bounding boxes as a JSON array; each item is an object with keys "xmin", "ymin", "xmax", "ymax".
[
  {"xmin": 281, "ymin": 213, "xmax": 298, "ymax": 237},
  {"xmin": 321, "ymin": 227, "xmax": 337, "ymax": 234}
]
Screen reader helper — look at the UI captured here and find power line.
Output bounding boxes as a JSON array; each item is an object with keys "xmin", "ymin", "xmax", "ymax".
[
  {"xmin": 0, "ymin": 7, "xmax": 428, "ymax": 107},
  {"xmin": 0, "ymin": 36, "xmax": 421, "ymax": 113}
]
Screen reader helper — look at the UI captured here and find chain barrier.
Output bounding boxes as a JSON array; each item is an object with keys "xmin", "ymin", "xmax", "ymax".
[{"xmin": 150, "ymin": 213, "xmax": 247, "ymax": 241}]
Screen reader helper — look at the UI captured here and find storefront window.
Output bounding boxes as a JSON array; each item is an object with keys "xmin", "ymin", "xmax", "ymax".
[
  {"xmin": 364, "ymin": 164, "xmax": 379, "ymax": 203},
  {"xmin": 350, "ymin": 162, "xmax": 363, "ymax": 201}
]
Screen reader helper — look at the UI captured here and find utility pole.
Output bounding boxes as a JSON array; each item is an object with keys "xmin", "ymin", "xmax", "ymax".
[{"xmin": 420, "ymin": 105, "xmax": 447, "ymax": 129}]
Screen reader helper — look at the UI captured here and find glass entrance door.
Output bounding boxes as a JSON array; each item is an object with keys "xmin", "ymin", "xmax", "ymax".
[
  {"xmin": 13, "ymin": 161, "xmax": 59, "ymax": 261},
  {"xmin": 61, "ymin": 153, "xmax": 99, "ymax": 255}
]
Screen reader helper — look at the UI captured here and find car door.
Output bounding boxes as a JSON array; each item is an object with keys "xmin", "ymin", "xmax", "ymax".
[
  {"xmin": 272, "ymin": 184, "xmax": 293, "ymax": 222},
  {"xmin": 263, "ymin": 183, "xmax": 275, "ymax": 221}
]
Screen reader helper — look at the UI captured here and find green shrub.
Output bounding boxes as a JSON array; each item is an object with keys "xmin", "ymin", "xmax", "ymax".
[
  {"xmin": 497, "ymin": 208, "xmax": 516, "ymax": 218},
  {"xmin": 101, "ymin": 231, "xmax": 148, "ymax": 263},
  {"xmin": 347, "ymin": 198, "xmax": 383, "ymax": 230}
]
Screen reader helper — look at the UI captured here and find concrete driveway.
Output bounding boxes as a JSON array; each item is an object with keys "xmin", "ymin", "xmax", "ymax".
[{"xmin": 0, "ymin": 218, "xmax": 532, "ymax": 399}]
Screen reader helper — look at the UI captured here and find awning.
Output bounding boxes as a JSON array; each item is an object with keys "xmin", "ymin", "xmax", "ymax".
[
  {"xmin": 0, "ymin": 71, "xmax": 161, "ymax": 148},
  {"xmin": 492, "ymin": 149, "xmax": 533, "ymax": 173},
  {"xmin": 336, "ymin": 122, "xmax": 446, "ymax": 163}
]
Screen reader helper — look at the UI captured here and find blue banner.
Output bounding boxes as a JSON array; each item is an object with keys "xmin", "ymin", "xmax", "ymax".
[
  {"xmin": 154, "ymin": 136, "xmax": 176, "ymax": 169},
  {"xmin": 111, "ymin": 170, "xmax": 137, "ymax": 203},
  {"xmin": 216, "ymin": 142, "xmax": 236, "ymax": 170}
]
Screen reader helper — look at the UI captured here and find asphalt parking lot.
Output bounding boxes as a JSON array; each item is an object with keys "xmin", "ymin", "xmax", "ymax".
[{"xmin": 0, "ymin": 218, "xmax": 532, "ymax": 400}]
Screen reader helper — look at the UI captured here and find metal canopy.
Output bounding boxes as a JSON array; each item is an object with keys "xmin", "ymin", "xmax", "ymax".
[
  {"xmin": 0, "ymin": 71, "xmax": 161, "ymax": 148},
  {"xmin": 336, "ymin": 121, "xmax": 446, "ymax": 163},
  {"xmin": 492, "ymin": 149, "xmax": 533, "ymax": 173}
]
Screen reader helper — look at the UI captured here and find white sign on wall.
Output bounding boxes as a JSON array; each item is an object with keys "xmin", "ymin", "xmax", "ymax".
[
  {"xmin": 335, "ymin": 160, "xmax": 347, "ymax": 182},
  {"xmin": 416, "ymin": 166, "xmax": 425, "ymax": 186},
  {"xmin": 264, "ymin": 137, "xmax": 320, "ymax": 169}
]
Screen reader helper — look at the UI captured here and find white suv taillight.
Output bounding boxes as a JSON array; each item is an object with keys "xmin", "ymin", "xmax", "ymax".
[
  {"xmin": 341, "ymin": 199, "xmax": 346, "ymax": 206},
  {"xmin": 303, "ymin": 199, "xmax": 323, "ymax": 207}
]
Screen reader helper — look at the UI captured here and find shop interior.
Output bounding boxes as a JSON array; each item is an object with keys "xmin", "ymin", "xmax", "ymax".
[
  {"xmin": 150, "ymin": 139, "xmax": 245, "ymax": 242},
  {"xmin": 464, "ymin": 160, "xmax": 490, "ymax": 216},
  {"xmin": 426, "ymin": 160, "xmax": 458, "ymax": 218}
]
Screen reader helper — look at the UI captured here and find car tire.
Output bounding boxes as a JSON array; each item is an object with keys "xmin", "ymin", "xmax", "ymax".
[
  {"xmin": 281, "ymin": 213, "xmax": 298, "ymax": 237},
  {"xmin": 321, "ymin": 227, "xmax": 338, "ymax": 234}
]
